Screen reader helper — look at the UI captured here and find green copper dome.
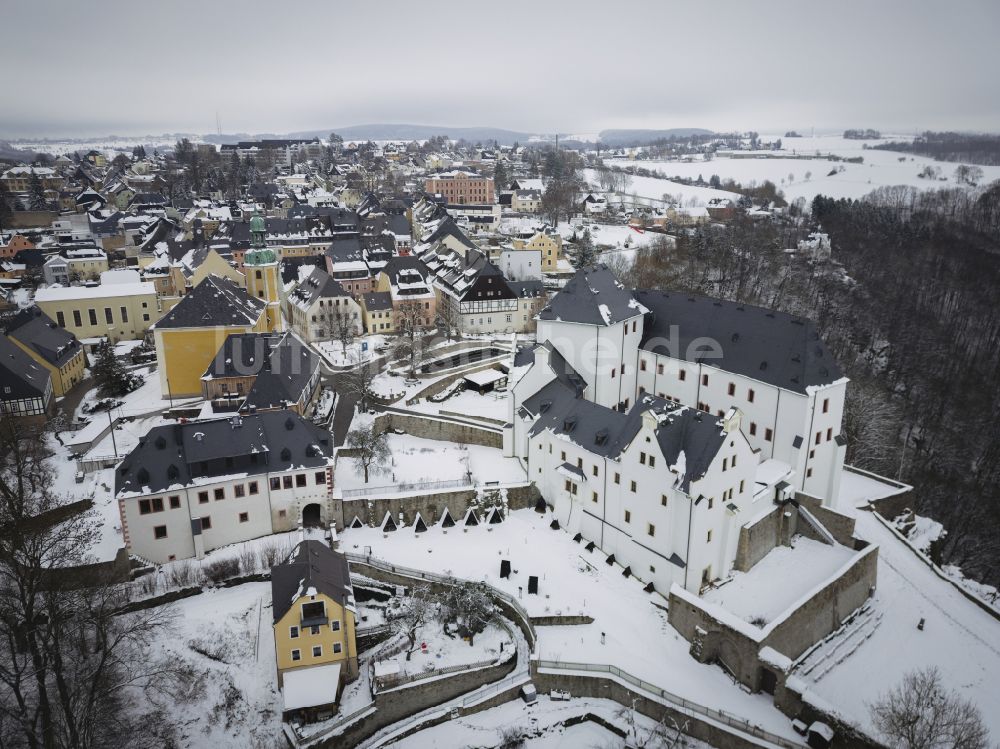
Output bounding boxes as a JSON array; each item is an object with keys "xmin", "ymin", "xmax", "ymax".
[
  {"xmin": 245, "ymin": 247, "xmax": 277, "ymax": 265},
  {"xmin": 248, "ymin": 213, "xmax": 266, "ymax": 233}
]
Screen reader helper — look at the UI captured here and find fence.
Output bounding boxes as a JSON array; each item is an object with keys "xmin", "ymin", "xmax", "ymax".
[
  {"xmin": 294, "ymin": 702, "xmax": 376, "ymax": 747},
  {"xmin": 340, "ymin": 477, "xmax": 473, "ymax": 499},
  {"xmin": 76, "ymin": 453, "xmax": 120, "ymax": 472},
  {"xmin": 461, "ymin": 668, "xmax": 530, "ymax": 707},
  {"xmin": 376, "ymin": 656, "xmax": 499, "ymax": 692},
  {"xmin": 344, "ymin": 553, "xmax": 536, "ymax": 650},
  {"xmin": 535, "ymin": 660, "xmax": 803, "ymax": 749}
]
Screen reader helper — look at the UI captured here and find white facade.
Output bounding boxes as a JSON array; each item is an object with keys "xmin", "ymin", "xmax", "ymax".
[
  {"xmin": 119, "ymin": 464, "xmax": 333, "ymax": 564},
  {"xmin": 499, "ymin": 249, "xmax": 542, "ymax": 281}
]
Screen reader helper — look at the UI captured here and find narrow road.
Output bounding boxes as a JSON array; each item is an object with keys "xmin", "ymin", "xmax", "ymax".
[{"xmin": 322, "ymin": 370, "xmax": 362, "ymax": 447}]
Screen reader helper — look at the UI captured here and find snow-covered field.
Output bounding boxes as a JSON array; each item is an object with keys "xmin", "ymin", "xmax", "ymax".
[
  {"xmin": 556, "ymin": 219, "xmax": 661, "ymax": 251},
  {"xmin": 583, "ymin": 168, "xmax": 740, "ymax": 207},
  {"xmin": 704, "ymin": 537, "xmax": 854, "ymax": 624},
  {"xmin": 604, "ymin": 134, "xmax": 1000, "ymax": 205},
  {"xmin": 334, "ymin": 434, "xmax": 526, "ymax": 491},
  {"xmin": 392, "ymin": 695, "xmax": 712, "ymax": 749},
  {"xmin": 340, "ymin": 509, "xmax": 801, "ymax": 742}
]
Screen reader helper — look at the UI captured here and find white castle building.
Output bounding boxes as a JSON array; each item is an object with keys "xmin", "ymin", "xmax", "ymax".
[{"xmin": 505, "ymin": 266, "xmax": 849, "ymax": 594}]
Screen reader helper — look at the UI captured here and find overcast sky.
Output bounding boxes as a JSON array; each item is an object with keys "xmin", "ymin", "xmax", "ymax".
[{"xmin": 2, "ymin": 0, "xmax": 998, "ymax": 138}]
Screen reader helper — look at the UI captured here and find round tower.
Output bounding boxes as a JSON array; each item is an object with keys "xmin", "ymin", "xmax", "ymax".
[{"xmin": 244, "ymin": 212, "xmax": 282, "ymax": 331}]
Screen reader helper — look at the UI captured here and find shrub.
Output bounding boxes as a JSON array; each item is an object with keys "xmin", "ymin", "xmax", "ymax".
[{"xmin": 202, "ymin": 557, "xmax": 239, "ymax": 584}]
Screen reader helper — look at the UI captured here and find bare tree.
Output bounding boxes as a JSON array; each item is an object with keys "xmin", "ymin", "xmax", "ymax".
[
  {"xmin": 394, "ymin": 303, "xmax": 428, "ymax": 379},
  {"xmin": 346, "ymin": 426, "xmax": 390, "ymax": 484},
  {"xmin": 341, "ymin": 360, "xmax": 379, "ymax": 412},
  {"xmin": 0, "ymin": 415, "xmax": 179, "ymax": 748},
  {"xmin": 842, "ymin": 376, "xmax": 903, "ymax": 474},
  {"xmin": 869, "ymin": 667, "xmax": 988, "ymax": 749},
  {"xmin": 333, "ymin": 308, "xmax": 356, "ymax": 356},
  {"xmin": 386, "ymin": 585, "xmax": 439, "ymax": 658},
  {"xmin": 435, "ymin": 297, "xmax": 462, "ymax": 341},
  {"xmin": 616, "ymin": 701, "xmax": 690, "ymax": 748}
]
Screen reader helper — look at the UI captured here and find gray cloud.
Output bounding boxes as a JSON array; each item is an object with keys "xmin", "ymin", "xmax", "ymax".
[{"xmin": 1, "ymin": 0, "xmax": 998, "ymax": 137}]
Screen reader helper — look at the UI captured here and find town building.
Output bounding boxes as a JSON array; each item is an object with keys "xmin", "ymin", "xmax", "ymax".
[
  {"xmin": 424, "ymin": 169, "xmax": 495, "ymax": 205},
  {"xmin": 201, "ymin": 331, "xmax": 321, "ymax": 415},
  {"xmin": 285, "ymin": 267, "xmax": 362, "ymax": 343},
  {"xmin": 272, "ymin": 541, "xmax": 358, "ymax": 720},
  {"xmin": 511, "ymin": 228, "xmax": 563, "ymax": 273},
  {"xmin": 359, "ymin": 291, "xmax": 394, "ymax": 333},
  {"xmin": 115, "ymin": 411, "xmax": 335, "ymax": 564},
  {"xmin": 374, "ymin": 257, "xmax": 436, "ymax": 330},
  {"xmin": 3, "ymin": 306, "xmax": 85, "ymax": 396},
  {"xmin": 152, "ymin": 274, "xmax": 268, "ymax": 397},
  {"xmin": 0, "ymin": 335, "xmax": 53, "ymax": 418},
  {"xmin": 35, "ymin": 279, "xmax": 160, "ymax": 342}
]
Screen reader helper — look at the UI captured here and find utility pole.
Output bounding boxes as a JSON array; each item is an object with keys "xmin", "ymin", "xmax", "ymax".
[{"xmin": 108, "ymin": 406, "xmax": 118, "ymax": 459}]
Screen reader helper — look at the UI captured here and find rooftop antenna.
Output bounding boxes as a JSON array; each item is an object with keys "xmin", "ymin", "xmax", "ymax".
[{"xmin": 216, "ymin": 111, "xmax": 222, "ymax": 137}]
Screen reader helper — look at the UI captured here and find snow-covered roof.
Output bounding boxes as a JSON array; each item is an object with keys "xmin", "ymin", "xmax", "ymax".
[
  {"xmin": 281, "ymin": 662, "xmax": 341, "ymax": 711},
  {"xmin": 35, "ymin": 282, "xmax": 155, "ymax": 302}
]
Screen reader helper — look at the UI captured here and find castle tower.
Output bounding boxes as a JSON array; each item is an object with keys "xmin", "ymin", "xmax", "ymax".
[{"xmin": 244, "ymin": 212, "xmax": 282, "ymax": 332}]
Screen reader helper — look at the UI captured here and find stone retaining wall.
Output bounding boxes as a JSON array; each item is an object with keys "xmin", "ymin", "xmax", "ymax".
[
  {"xmin": 316, "ymin": 655, "xmax": 517, "ymax": 748},
  {"xmin": 375, "ymin": 410, "xmax": 503, "ymax": 448},
  {"xmin": 668, "ymin": 545, "xmax": 878, "ymax": 694}
]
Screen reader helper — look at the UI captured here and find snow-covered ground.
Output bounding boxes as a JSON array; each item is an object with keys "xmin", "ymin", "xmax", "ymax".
[
  {"xmin": 604, "ymin": 134, "xmax": 1000, "ymax": 205},
  {"xmin": 704, "ymin": 536, "xmax": 854, "ymax": 624},
  {"xmin": 409, "ymin": 386, "xmax": 510, "ymax": 423},
  {"xmin": 556, "ymin": 219, "xmax": 663, "ymax": 251},
  {"xmin": 341, "ymin": 509, "xmax": 801, "ymax": 742},
  {"xmin": 314, "ymin": 334, "xmax": 389, "ymax": 368},
  {"xmin": 793, "ymin": 510, "xmax": 1000, "ymax": 744},
  {"xmin": 334, "ymin": 434, "xmax": 525, "ymax": 492},
  {"xmin": 584, "ymin": 168, "xmax": 741, "ymax": 207},
  {"xmin": 375, "ymin": 621, "xmax": 513, "ymax": 683},
  {"xmin": 144, "ymin": 582, "xmax": 284, "ymax": 748},
  {"xmin": 392, "ymin": 695, "xmax": 712, "ymax": 749}
]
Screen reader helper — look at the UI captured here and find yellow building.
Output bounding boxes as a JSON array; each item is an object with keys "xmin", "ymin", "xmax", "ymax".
[
  {"xmin": 152, "ymin": 274, "xmax": 268, "ymax": 397},
  {"xmin": 245, "ymin": 213, "xmax": 284, "ymax": 331},
  {"xmin": 3, "ymin": 307, "xmax": 86, "ymax": 396},
  {"xmin": 512, "ymin": 228, "xmax": 563, "ymax": 272},
  {"xmin": 272, "ymin": 541, "xmax": 358, "ymax": 719},
  {"xmin": 35, "ymin": 281, "xmax": 160, "ymax": 342}
]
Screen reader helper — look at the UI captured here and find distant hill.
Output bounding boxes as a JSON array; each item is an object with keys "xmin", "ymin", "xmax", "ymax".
[
  {"xmin": 288, "ymin": 124, "xmax": 533, "ymax": 145},
  {"xmin": 596, "ymin": 128, "xmax": 714, "ymax": 146}
]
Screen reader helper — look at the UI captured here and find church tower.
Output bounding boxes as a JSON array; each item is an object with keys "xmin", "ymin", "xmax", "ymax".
[{"xmin": 244, "ymin": 212, "xmax": 282, "ymax": 332}]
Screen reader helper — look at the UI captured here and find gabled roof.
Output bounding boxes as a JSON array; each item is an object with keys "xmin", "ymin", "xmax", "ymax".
[
  {"xmin": 288, "ymin": 267, "xmax": 349, "ymax": 310},
  {"xmin": 114, "ymin": 410, "xmax": 333, "ymax": 496},
  {"xmin": 537, "ymin": 265, "xmax": 647, "ymax": 326},
  {"xmin": 271, "ymin": 541, "xmax": 353, "ymax": 623},
  {"xmin": 526, "ymin": 388, "xmax": 726, "ymax": 493},
  {"xmin": 0, "ymin": 336, "xmax": 51, "ymax": 401},
  {"xmin": 4, "ymin": 306, "xmax": 81, "ymax": 368},
  {"xmin": 203, "ymin": 332, "xmax": 318, "ymax": 412},
  {"xmin": 153, "ymin": 274, "xmax": 265, "ymax": 330},
  {"xmin": 635, "ymin": 290, "xmax": 843, "ymax": 394},
  {"xmin": 361, "ymin": 291, "xmax": 392, "ymax": 311}
]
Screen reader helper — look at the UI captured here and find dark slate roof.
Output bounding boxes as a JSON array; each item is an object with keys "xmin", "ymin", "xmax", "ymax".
[
  {"xmin": 0, "ymin": 336, "xmax": 51, "ymax": 401},
  {"xmin": 325, "ymin": 237, "xmax": 364, "ymax": 263},
  {"xmin": 271, "ymin": 541, "xmax": 353, "ymax": 623},
  {"xmin": 114, "ymin": 410, "xmax": 333, "ymax": 496},
  {"xmin": 154, "ymin": 275, "xmax": 266, "ymax": 330},
  {"xmin": 526, "ymin": 387, "xmax": 726, "ymax": 494},
  {"xmin": 386, "ymin": 214, "xmax": 411, "ymax": 236},
  {"xmin": 635, "ymin": 290, "xmax": 842, "ymax": 394},
  {"xmin": 507, "ymin": 280, "xmax": 545, "ymax": 298},
  {"xmin": 537, "ymin": 265, "xmax": 645, "ymax": 326},
  {"xmin": 280, "ymin": 256, "xmax": 324, "ymax": 285},
  {"xmin": 361, "ymin": 291, "xmax": 392, "ymax": 311},
  {"xmin": 514, "ymin": 341, "xmax": 586, "ymax": 397},
  {"xmin": 3, "ymin": 306, "xmax": 82, "ymax": 368},
  {"xmin": 243, "ymin": 335, "xmax": 319, "ymax": 412},
  {"xmin": 13, "ymin": 249, "xmax": 44, "ymax": 267},
  {"xmin": 288, "ymin": 267, "xmax": 348, "ymax": 309}
]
